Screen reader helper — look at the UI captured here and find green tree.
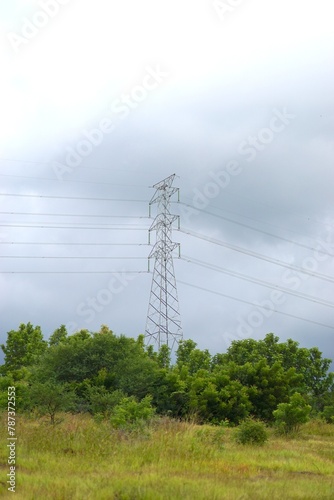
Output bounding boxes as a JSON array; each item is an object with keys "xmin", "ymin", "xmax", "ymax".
[
  {"xmin": 176, "ymin": 339, "xmax": 211, "ymax": 374},
  {"xmin": 225, "ymin": 333, "xmax": 333, "ymax": 413},
  {"xmin": 176, "ymin": 339, "xmax": 197, "ymax": 366},
  {"xmin": 157, "ymin": 344, "xmax": 171, "ymax": 369},
  {"xmin": 188, "ymin": 369, "xmax": 215, "ymax": 422},
  {"xmin": 188, "ymin": 368, "xmax": 251, "ymax": 424},
  {"xmin": 0, "ymin": 377, "xmax": 31, "ymax": 413},
  {"xmin": 98, "ymin": 324, "xmax": 114, "ymax": 335},
  {"xmin": 227, "ymin": 359, "xmax": 302, "ymax": 422},
  {"xmin": 87, "ymin": 386, "xmax": 125, "ymax": 417},
  {"xmin": 48, "ymin": 325, "xmax": 68, "ymax": 346},
  {"xmin": 151, "ymin": 367, "xmax": 189, "ymax": 417},
  {"xmin": 273, "ymin": 392, "xmax": 311, "ymax": 434},
  {"xmin": 297, "ymin": 347, "xmax": 334, "ymax": 411},
  {"xmin": 34, "ymin": 329, "xmax": 159, "ymax": 400},
  {"xmin": 28, "ymin": 381, "xmax": 76, "ymax": 424},
  {"xmin": 1, "ymin": 323, "xmax": 47, "ymax": 378},
  {"xmin": 217, "ymin": 379, "xmax": 252, "ymax": 425},
  {"xmin": 34, "ymin": 329, "xmax": 94, "ymax": 383},
  {"xmin": 322, "ymin": 405, "xmax": 334, "ymax": 423},
  {"xmin": 226, "ymin": 336, "xmax": 270, "ymax": 365}
]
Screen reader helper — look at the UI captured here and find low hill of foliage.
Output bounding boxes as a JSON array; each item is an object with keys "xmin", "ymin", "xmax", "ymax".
[{"xmin": 1, "ymin": 324, "xmax": 334, "ymax": 425}]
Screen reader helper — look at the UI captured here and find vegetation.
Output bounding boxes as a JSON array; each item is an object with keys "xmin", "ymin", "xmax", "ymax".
[
  {"xmin": 233, "ymin": 418, "xmax": 268, "ymax": 445},
  {"xmin": 1, "ymin": 323, "xmax": 334, "ymax": 497},
  {"xmin": 1, "ymin": 324, "xmax": 332, "ymax": 425},
  {"xmin": 109, "ymin": 394, "xmax": 155, "ymax": 430},
  {"xmin": 273, "ymin": 392, "xmax": 311, "ymax": 435},
  {"xmin": 323, "ymin": 405, "xmax": 334, "ymax": 424},
  {"xmin": 0, "ymin": 414, "xmax": 333, "ymax": 499}
]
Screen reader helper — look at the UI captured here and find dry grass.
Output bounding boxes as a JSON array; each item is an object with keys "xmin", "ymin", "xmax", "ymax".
[{"xmin": 0, "ymin": 413, "xmax": 333, "ymax": 499}]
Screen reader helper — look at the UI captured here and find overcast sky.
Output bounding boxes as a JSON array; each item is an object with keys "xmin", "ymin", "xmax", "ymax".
[{"xmin": 0, "ymin": 0, "xmax": 333, "ymax": 364}]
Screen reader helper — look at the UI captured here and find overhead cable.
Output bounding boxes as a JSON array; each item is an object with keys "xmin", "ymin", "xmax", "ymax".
[
  {"xmin": 179, "ymin": 280, "xmax": 334, "ymax": 331},
  {"xmin": 178, "ymin": 202, "xmax": 331, "ymax": 257},
  {"xmin": 180, "ymin": 228, "xmax": 334, "ymax": 283},
  {"xmin": 182, "ymin": 255, "xmax": 334, "ymax": 309}
]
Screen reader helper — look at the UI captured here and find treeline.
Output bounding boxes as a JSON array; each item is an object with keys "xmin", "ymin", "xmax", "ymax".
[{"xmin": 1, "ymin": 323, "xmax": 334, "ymax": 426}]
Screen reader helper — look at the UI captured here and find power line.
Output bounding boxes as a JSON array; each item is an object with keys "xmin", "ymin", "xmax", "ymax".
[
  {"xmin": 178, "ymin": 202, "xmax": 332, "ymax": 257},
  {"xmin": 0, "ymin": 158, "xmax": 147, "ymax": 173},
  {"xmin": 0, "ymin": 173, "xmax": 148, "ymax": 188},
  {"xmin": 0, "ymin": 222, "xmax": 148, "ymax": 226},
  {"xmin": 1, "ymin": 270, "xmax": 149, "ymax": 274},
  {"xmin": 0, "ymin": 193, "xmax": 147, "ymax": 202},
  {"xmin": 187, "ymin": 186, "xmax": 333, "ymax": 231},
  {"xmin": 182, "ymin": 255, "xmax": 334, "ymax": 309},
  {"xmin": 179, "ymin": 280, "xmax": 334, "ymax": 331},
  {"xmin": 0, "ymin": 224, "xmax": 148, "ymax": 230},
  {"xmin": 0, "ymin": 158, "xmax": 50, "ymax": 165},
  {"xmin": 0, "ymin": 211, "xmax": 149, "ymax": 219},
  {"xmin": 0, "ymin": 242, "xmax": 149, "ymax": 246},
  {"xmin": 180, "ymin": 228, "xmax": 334, "ymax": 283},
  {"xmin": 1, "ymin": 256, "xmax": 148, "ymax": 259}
]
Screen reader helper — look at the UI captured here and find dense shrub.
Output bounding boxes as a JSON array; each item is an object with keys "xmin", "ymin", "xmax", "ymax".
[
  {"xmin": 88, "ymin": 387, "xmax": 125, "ymax": 417},
  {"xmin": 273, "ymin": 392, "xmax": 311, "ymax": 434},
  {"xmin": 234, "ymin": 418, "xmax": 268, "ymax": 445},
  {"xmin": 322, "ymin": 405, "xmax": 334, "ymax": 424},
  {"xmin": 110, "ymin": 395, "xmax": 155, "ymax": 430}
]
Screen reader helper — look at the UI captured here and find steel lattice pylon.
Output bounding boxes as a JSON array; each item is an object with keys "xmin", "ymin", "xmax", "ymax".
[{"xmin": 145, "ymin": 174, "xmax": 183, "ymax": 351}]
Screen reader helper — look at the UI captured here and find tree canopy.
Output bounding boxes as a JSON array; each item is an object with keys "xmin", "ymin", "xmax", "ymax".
[{"xmin": 1, "ymin": 325, "xmax": 333, "ymax": 426}]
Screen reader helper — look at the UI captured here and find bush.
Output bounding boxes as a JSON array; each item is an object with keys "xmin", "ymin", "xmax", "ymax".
[
  {"xmin": 322, "ymin": 405, "xmax": 334, "ymax": 424},
  {"xmin": 273, "ymin": 392, "xmax": 311, "ymax": 435},
  {"xmin": 234, "ymin": 418, "xmax": 268, "ymax": 446},
  {"xmin": 28, "ymin": 382, "xmax": 77, "ymax": 424},
  {"xmin": 110, "ymin": 395, "xmax": 155, "ymax": 430},
  {"xmin": 88, "ymin": 387, "xmax": 125, "ymax": 417}
]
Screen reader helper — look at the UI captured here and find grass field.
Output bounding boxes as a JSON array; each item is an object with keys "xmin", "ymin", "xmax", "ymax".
[{"xmin": 1, "ymin": 414, "xmax": 333, "ymax": 499}]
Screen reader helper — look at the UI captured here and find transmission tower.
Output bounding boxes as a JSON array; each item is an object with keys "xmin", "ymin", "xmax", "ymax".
[{"xmin": 145, "ymin": 174, "xmax": 183, "ymax": 351}]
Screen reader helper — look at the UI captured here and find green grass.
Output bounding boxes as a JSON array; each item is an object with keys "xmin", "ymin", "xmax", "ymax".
[{"xmin": 1, "ymin": 414, "xmax": 333, "ymax": 499}]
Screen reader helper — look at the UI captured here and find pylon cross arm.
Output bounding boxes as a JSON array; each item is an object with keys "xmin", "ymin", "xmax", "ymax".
[{"xmin": 149, "ymin": 214, "xmax": 179, "ymax": 231}]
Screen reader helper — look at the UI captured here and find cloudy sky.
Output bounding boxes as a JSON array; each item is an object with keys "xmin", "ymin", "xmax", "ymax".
[{"xmin": 0, "ymin": 0, "xmax": 333, "ymax": 364}]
